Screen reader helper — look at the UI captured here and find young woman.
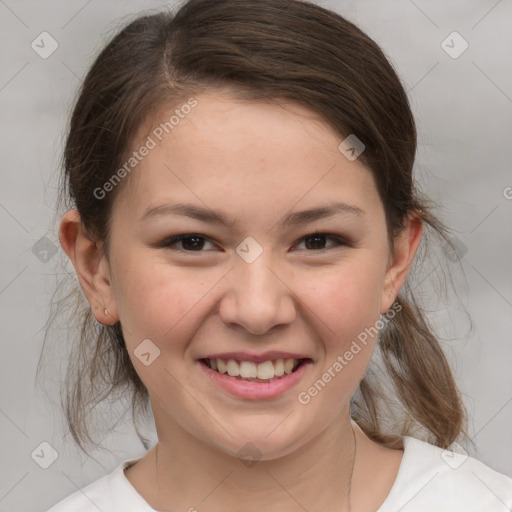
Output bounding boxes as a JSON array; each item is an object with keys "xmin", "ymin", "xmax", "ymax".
[{"xmin": 45, "ymin": 0, "xmax": 512, "ymax": 510}]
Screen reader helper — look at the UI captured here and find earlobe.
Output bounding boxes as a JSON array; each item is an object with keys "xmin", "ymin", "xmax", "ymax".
[
  {"xmin": 380, "ymin": 215, "xmax": 423, "ymax": 314},
  {"xmin": 59, "ymin": 209, "xmax": 119, "ymax": 324}
]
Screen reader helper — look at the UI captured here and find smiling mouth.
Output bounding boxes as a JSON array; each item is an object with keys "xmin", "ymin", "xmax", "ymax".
[{"xmin": 199, "ymin": 357, "xmax": 310, "ymax": 383}]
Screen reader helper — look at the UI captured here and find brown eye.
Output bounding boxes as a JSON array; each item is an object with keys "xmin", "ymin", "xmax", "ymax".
[
  {"xmin": 294, "ymin": 233, "xmax": 348, "ymax": 251},
  {"xmin": 160, "ymin": 234, "xmax": 216, "ymax": 251}
]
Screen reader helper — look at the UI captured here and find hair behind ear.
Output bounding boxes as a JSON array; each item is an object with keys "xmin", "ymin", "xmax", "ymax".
[{"xmin": 351, "ymin": 294, "xmax": 469, "ymax": 450}]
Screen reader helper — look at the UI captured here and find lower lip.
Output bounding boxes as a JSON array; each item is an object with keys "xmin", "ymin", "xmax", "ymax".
[{"xmin": 197, "ymin": 360, "xmax": 312, "ymax": 400}]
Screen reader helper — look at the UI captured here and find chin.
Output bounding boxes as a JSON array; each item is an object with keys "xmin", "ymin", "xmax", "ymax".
[{"xmin": 210, "ymin": 424, "xmax": 311, "ymax": 463}]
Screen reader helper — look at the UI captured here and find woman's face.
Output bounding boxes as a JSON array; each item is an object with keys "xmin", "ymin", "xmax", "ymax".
[{"xmin": 102, "ymin": 92, "xmax": 411, "ymax": 459}]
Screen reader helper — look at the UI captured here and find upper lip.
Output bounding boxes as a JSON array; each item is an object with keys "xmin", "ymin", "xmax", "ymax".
[{"xmin": 199, "ymin": 351, "xmax": 313, "ymax": 364}]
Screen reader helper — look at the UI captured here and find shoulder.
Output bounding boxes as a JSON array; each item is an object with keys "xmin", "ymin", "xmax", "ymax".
[
  {"xmin": 45, "ymin": 457, "xmax": 150, "ymax": 512},
  {"xmin": 378, "ymin": 436, "xmax": 512, "ymax": 512}
]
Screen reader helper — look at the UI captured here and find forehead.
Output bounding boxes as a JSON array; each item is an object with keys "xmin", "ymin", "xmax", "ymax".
[
  {"xmin": 136, "ymin": 92, "xmax": 343, "ymax": 163},
  {"xmin": 116, "ymin": 92, "xmax": 382, "ymax": 224}
]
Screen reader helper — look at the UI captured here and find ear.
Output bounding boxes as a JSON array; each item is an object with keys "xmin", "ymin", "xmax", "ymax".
[
  {"xmin": 380, "ymin": 214, "xmax": 423, "ymax": 314},
  {"xmin": 59, "ymin": 209, "xmax": 118, "ymax": 324}
]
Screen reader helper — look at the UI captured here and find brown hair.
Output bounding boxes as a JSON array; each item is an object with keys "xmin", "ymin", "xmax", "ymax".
[{"xmin": 42, "ymin": 0, "xmax": 468, "ymax": 455}]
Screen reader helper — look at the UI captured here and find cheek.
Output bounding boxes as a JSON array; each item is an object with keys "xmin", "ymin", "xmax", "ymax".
[
  {"xmin": 112, "ymin": 252, "xmax": 208, "ymax": 345},
  {"xmin": 306, "ymin": 256, "xmax": 387, "ymax": 339},
  {"xmin": 296, "ymin": 263, "xmax": 387, "ymax": 412},
  {"xmin": 113, "ymin": 242, "xmax": 388, "ymax": 353}
]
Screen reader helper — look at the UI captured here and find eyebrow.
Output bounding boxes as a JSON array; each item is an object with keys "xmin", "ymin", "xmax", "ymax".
[{"xmin": 138, "ymin": 201, "xmax": 365, "ymax": 229}]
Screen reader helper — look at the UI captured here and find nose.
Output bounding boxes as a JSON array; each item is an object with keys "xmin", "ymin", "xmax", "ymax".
[{"xmin": 218, "ymin": 252, "xmax": 296, "ymax": 335}]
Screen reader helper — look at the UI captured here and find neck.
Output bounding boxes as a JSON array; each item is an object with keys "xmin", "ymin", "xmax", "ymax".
[{"xmin": 149, "ymin": 405, "xmax": 357, "ymax": 512}]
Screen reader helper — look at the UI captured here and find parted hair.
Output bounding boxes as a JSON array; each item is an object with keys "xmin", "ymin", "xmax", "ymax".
[{"xmin": 44, "ymin": 0, "xmax": 468, "ymax": 454}]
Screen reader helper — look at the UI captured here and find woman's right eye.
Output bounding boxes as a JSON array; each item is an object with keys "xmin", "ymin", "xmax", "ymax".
[{"xmin": 159, "ymin": 234, "xmax": 217, "ymax": 252}]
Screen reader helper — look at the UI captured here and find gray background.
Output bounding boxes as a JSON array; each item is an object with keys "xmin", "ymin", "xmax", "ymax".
[{"xmin": 0, "ymin": 0, "xmax": 511, "ymax": 510}]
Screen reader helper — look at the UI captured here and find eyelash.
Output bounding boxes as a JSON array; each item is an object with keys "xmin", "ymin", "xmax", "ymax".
[{"xmin": 159, "ymin": 232, "xmax": 349, "ymax": 253}]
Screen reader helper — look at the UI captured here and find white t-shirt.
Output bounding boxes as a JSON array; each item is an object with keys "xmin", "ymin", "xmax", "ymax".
[{"xmin": 46, "ymin": 436, "xmax": 512, "ymax": 511}]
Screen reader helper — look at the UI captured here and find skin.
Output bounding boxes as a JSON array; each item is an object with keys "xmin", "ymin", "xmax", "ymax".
[{"xmin": 60, "ymin": 91, "xmax": 422, "ymax": 512}]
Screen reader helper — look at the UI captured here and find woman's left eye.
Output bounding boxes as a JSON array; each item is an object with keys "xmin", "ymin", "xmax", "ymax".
[
  {"xmin": 159, "ymin": 232, "xmax": 347, "ymax": 252},
  {"xmin": 293, "ymin": 233, "xmax": 347, "ymax": 251}
]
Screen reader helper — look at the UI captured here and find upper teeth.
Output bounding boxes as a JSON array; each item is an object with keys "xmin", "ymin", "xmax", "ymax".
[{"xmin": 208, "ymin": 358, "xmax": 299, "ymax": 380}]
